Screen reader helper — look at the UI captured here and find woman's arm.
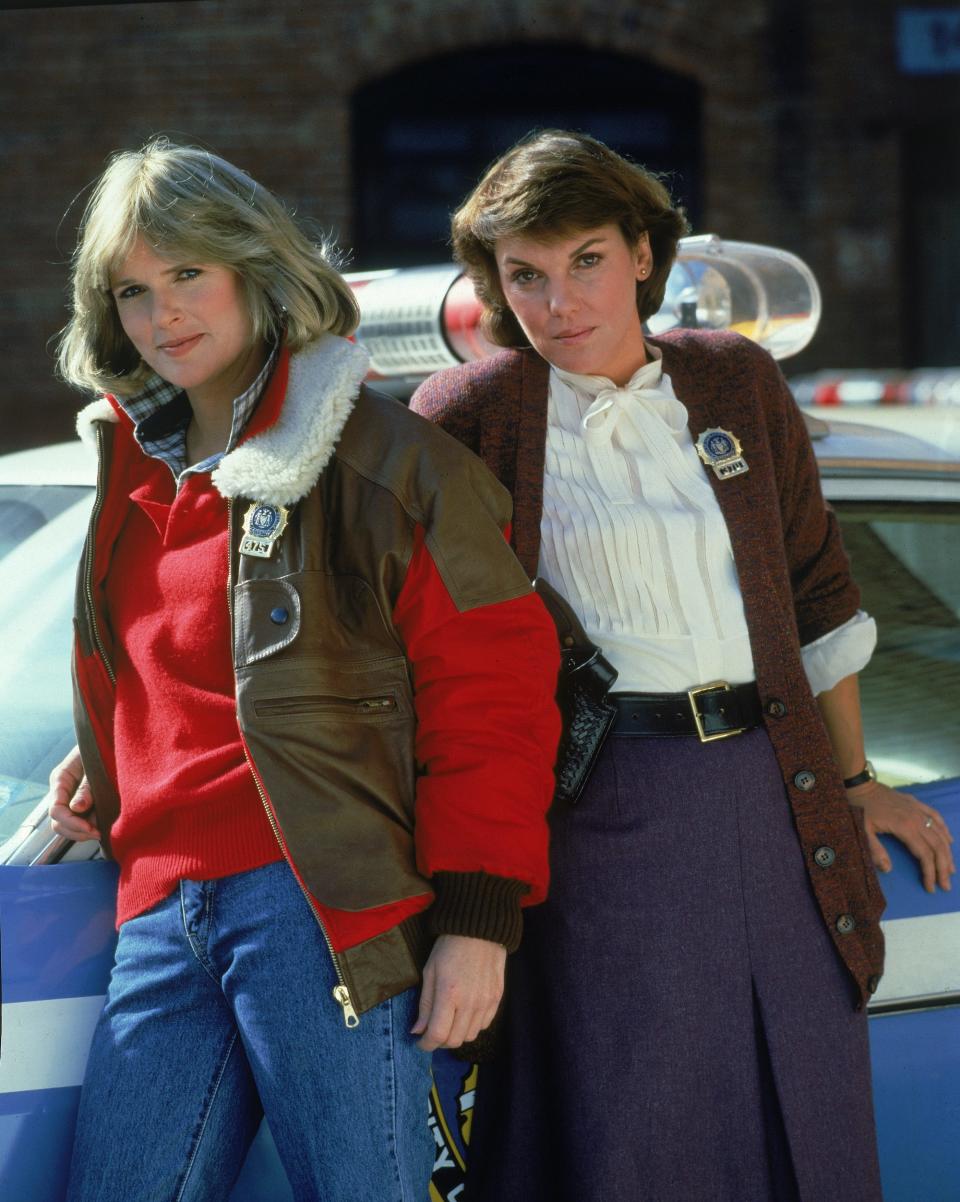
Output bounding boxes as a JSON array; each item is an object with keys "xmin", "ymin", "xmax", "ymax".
[
  {"xmin": 816, "ymin": 673, "xmax": 954, "ymax": 892},
  {"xmin": 757, "ymin": 351, "xmax": 954, "ymax": 891},
  {"xmin": 393, "ymin": 521, "xmax": 560, "ymax": 1049},
  {"xmin": 409, "ymin": 364, "xmax": 483, "ymax": 453}
]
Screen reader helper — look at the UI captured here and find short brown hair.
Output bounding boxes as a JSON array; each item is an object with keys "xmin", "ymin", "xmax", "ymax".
[
  {"xmin": 57, "ymin": 138, "xmax": 360, "ymax": 396},
  {"xmin": 452, "ymin": 129, "xmax": 690, "ymax": 348}
]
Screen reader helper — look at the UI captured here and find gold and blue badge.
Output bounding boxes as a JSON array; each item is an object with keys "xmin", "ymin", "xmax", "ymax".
[
  {"xmin": 240, "ymin": 501, "xmax": 289, "ymax": 559},
  {"xmin": 695, "ymin": 428, "xmax": 749, "ymax": 480}
]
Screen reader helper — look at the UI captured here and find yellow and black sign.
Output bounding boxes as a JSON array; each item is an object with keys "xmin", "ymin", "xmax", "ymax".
[{"xmin": 428, "ymin": 1057, "xmax": 477, "ymax": 1200}]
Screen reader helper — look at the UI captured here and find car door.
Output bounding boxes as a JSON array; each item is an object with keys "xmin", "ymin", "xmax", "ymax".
[{"xmin": 829, "ymin": 473, "xmax": 960, "ymax": 1201}]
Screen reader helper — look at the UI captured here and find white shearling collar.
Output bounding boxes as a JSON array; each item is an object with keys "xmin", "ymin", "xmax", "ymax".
[
  {"xmin": 74, "ymin": 335, "xmax": 371, "ymax": 506},
  {"xmin": 213, "ymin": 335, "xmax": 370, "ymax": 506},
  {"xmin": 76, "ymin": 397, "xmax": 118, "ymax": 448}
]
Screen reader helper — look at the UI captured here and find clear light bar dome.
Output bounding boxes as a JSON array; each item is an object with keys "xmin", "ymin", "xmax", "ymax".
[{"xmin": 648, "ymin": 234, "xmax": 822, "ymax": 360}]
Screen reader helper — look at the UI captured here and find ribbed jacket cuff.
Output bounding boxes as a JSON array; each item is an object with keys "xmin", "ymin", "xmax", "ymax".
[{"xmin": 428, "ymin": 871, "xmax": 529, "ymax": 952}]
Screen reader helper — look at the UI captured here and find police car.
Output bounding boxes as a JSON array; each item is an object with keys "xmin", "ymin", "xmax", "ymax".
[{"xmin": 2, "ymin": 250, "xmax": 958, "ymax": 1201}]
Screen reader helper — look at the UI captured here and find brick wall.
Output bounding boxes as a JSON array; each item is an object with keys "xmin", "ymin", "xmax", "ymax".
[{"xmin": 0, "ymin": 0, "xmax": 950, "ymax": 452}]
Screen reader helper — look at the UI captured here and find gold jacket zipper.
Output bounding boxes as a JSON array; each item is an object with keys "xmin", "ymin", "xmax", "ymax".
[
  {"xmin": 226, "ymin": 499, "xmax": 359, "ymax": 1028},
  {"xmin": 85, "ymin": 423, "xmax": 116, "ymax": 684}
]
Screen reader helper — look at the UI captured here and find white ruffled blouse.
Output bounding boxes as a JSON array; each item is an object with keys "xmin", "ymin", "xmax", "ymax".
[{"xmin": 536, "ymin": 349, "xmax": 876, "ymax": 695}]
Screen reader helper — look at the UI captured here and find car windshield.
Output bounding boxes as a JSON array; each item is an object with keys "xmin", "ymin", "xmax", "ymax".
[
  {"xmin": 839, "ymin": 503, "xmax": 960, "ymax": 786},
  {"xmin": 0, "ymin": 485, "xmax": 93, "ymax": 843}
]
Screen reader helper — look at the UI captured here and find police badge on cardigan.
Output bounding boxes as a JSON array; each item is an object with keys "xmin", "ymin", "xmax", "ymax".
[
  {"xmin": 695, "ymin": 428, "xmax": 749, "ymax": 480},
  {"xmin": 239, "ymin": 501, "xmax": 289, "ymax": 558}
]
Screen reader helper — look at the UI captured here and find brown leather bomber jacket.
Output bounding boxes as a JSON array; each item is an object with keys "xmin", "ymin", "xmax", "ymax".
[{"xmin": 72, "ymin": 336, "xmax": 557, "ymax": 1016}]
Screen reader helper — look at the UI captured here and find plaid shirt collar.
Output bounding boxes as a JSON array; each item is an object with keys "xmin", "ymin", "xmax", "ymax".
[{"xmin": 117, "ymin": 342, "xmax": 280, "ymax": 485}]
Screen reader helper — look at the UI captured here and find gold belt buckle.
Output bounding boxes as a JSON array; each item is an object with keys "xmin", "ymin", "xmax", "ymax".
[{"xmin": 687, "ymin": 680, "xmax": 747, "ymax": 743}]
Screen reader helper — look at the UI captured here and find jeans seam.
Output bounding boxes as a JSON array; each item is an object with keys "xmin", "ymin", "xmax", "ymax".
[
  {"xmin": 173, "ymin": 1029, "xmax": 242, "ymax": 1202},
  {"xmin": 179, "ymin": 880, "xmax": 220, "ymax": 985},
  {"xmin": 205, "ymin": 879, "xmax": 216, "ymax": 936},
  {"xmin": 385, "ymin": 995, "xmax": 406, "ymax": 1202}
]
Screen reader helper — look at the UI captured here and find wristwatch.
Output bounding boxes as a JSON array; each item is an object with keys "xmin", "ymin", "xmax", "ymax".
[{"xmin": 844, "ymin": 760, "xmax": 877, "ymax": 789}]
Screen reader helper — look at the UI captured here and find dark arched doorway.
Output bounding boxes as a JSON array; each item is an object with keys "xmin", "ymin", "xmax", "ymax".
[{"xmin": 351, "ymin": 44, "xmax": 702, "ymax": 268}]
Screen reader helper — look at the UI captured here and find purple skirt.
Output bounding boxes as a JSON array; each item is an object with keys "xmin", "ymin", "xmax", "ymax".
[{"xmin": 466, "ymin": 728, "xmax": 883, "ymax": 1202}]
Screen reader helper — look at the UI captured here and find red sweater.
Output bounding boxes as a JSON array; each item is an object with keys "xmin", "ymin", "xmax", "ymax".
[{"xmin": 105, "ymin": 454, "xmax": 282, "ymax": 922}]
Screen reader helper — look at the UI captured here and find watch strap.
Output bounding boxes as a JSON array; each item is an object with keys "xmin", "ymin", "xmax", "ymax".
[{"xmin": 844, "ymin": 760, "xmax": 876, "ymax": 789}]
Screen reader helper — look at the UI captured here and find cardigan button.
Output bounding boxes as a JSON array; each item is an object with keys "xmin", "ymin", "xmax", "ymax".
[
  {"xmin": 793, "ymin": 769, "xmax": 817, "ymax": 792},
  {"xmin": 765, "ymin": 698, "xmax": 787, "ymax": 718},
  {"xmin": 867, "ymin": 974, "xmax": 882, "ymax": 994},
  {"xmin": 814, "ymin": 845, "xmax": 836, "ymax": 868},
  {"xmin": 836, "ymin": 913, "xmax": 856, "ymax": 935},
  {"xmin": 269, "ymin": 606, "xmax": 290, "ymax": 625}
]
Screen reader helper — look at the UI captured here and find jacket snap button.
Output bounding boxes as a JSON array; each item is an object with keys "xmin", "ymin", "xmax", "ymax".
[
  {"xmin": 766, "ymin": 698, "xmax": 787, "ymax": 718},
  {"xmin": 793, "ymin": 769, "xmax": 816, "ymax": 792},
  {"xmin": 836, "ymin": 913, "xmax": 856, "ymax": 935},
  {"xmin": 814, "ymin": 845, "xmax": 836, "ymax": 868},
  {"xmin": 269, "ymin": 606, "xmax": 289, "ymax": 625}
]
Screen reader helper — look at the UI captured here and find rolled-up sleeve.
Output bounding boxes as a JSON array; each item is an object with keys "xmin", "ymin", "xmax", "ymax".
[
  {"xmin": 760, "ymin": 351, "xmax": 862, "ymax": 644},
  {"xmin": 801, "ymin": 609, "xmax": 878, "ymax": 696}
]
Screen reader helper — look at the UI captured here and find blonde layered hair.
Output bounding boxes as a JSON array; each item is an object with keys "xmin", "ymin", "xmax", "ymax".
[
  {"xmin": 452, "ymin": 129, "xmax": 689, "ymax": 348},
  {"xmin": 58, "ymin": 139, "xmax": 360, "ymax": 395}
]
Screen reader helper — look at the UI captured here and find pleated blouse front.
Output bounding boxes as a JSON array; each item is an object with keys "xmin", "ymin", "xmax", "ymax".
[{"xmin": 536, "ymin": 349, "xmax": 875, "ymax": 694}]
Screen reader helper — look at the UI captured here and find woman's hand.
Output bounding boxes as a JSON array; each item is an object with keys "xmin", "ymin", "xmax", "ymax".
[
  {"xmin": 412, "ymin": 933, "xmax": 506, "ymax": 1051},
  {"xmin": 847, "ymin": 778, "xmax": 954, "ymax": 893},
  {"xmin": 47, "ymin": 746, "xmax": 100, "ymax": 841}
]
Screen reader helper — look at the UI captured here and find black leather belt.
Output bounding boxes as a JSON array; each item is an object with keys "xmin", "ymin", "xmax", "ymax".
[{"xmin": 611, "ymin": 681, "xmax": 761, "ymax": 742}]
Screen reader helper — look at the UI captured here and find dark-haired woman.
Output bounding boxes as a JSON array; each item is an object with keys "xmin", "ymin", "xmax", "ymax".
[{"xmin": 412, "ymin": 129, "xmax": 953, "ymax": 1202}]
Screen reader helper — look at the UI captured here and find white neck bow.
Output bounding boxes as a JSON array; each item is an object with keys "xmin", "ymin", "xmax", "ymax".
[
  {"xmin": 550, "ymin": 360, "xmax": 694, "ymax": 505},
  {"xmin": 579, "ymin": 380, "xmax": 687, "ymax": 446}
]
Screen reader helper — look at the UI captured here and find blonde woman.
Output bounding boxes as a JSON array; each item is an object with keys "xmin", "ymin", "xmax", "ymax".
[{"xmin": 50, "ymin": 139, "xmax": 559, "ymax": 1201}]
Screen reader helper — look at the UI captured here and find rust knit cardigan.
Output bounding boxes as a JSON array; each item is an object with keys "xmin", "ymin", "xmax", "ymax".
[{"xmin": 411, "ymin": 328, "xmax": 886, "ymax": 1006}]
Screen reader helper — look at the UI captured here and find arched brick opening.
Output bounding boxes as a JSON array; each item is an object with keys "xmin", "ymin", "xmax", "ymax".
[{"xmin": 350, "ymin": 43, "xmax": 702, "ymax": 268}]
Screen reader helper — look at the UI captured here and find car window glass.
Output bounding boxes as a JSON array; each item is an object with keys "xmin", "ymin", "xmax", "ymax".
[
  {"xmin": 839, "ymin": 504, "xmax": 960, "ymax": 787},
  {"xmin": 0, "ymin": 486, "xmax": 93, "ymax": 843}
]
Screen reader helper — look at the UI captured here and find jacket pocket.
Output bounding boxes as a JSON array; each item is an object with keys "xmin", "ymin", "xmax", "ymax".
[
  {"xmin": 234, "ymin": 579, "xmax": 301, "ymax": 665},
  {"xmin": 253, "ymin": 693, "xmax": 398, "ymax": 719},
  {"xmin": 236, "ymin": 657, "xmax": 420, "ymax": 909}
]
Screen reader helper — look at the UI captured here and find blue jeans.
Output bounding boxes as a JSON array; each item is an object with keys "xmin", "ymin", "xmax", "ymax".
[{"xmin": 66, "ymin": 860, "xmax": 434, "ymax": 1202}]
